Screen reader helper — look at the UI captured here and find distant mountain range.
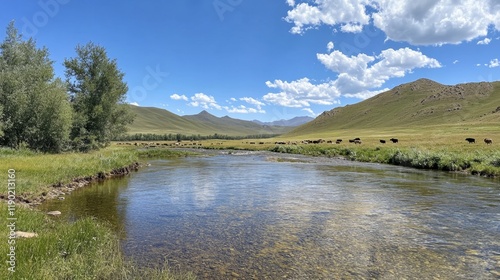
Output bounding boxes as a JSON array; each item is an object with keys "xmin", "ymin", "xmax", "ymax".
[
  {"xmin": 127, "ymin": 78, "xmax": 500, "ymax": 138},
  {"xmin": 252, "ymin": 116, "xmax": 314, "ymax": 127},
  {"xmin": 126, "ymin": 107, "xmax": 304, "ymax": 136}
]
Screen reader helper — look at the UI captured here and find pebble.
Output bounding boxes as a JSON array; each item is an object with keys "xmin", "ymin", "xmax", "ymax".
[
  {"xmin": 47, "ymin": 211, "xmax": 61, "ymax": 216},
  {"xmin": 15, "ymin": 231, "xmax": 38, "ymax": 238}
]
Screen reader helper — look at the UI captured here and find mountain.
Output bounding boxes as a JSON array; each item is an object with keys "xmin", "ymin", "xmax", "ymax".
[
  {"xmin": 252, "ymin": 116, "xmax": 314, "ymax": 127},
  {"xmin": 127, "ymin": 107, "xmax": 293, "ymax": 136},
  {"xmin": 287, "ymin": 78, "xmax": 500, "ymax": 136}
]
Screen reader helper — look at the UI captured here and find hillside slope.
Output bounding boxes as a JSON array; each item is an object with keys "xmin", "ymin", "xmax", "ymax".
[
  {"xmin": 127, "ymin": 106, "xmax": 292, "ymax": 136},
  {"xmin": 288, "ymin": 79, "xmax": 500, "ymax": 136}
]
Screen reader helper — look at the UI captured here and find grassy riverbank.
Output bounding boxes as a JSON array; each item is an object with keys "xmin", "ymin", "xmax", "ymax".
[
  {"xmin": 0, "ymin": 146, "xmax": 195, "ymax": 279},
  {"xmin": 0, "ymin": 146, "xmax": 192, "ymax": 202}
]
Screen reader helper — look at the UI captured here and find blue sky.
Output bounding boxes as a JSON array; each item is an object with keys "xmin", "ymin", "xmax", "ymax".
[{"xmin": 2, "ymin": 0, "xmax": 499, "ymax": 122}]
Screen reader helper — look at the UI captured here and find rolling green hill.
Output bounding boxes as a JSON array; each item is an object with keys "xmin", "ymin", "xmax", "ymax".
[
  {"xmin": 127, "ymin": 106, "xmax": 292, "ymax": 136},
  {"xmin": 287, "ymin": 78, "xmax": 500, "ymax": 137}
]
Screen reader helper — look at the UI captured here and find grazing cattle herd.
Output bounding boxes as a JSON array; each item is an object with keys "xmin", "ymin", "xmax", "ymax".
[{"xmin": 116, "ymin": 137, "xmax": 494, "ymax": 147}]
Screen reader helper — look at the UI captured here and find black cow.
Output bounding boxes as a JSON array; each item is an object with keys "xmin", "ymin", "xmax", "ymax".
[
  {"xmin": 484, "ymin": 138, "xmax": 493, "ymax": 145},
  {"xmin": 390, "ymin": 138, "xmax": 398, "ymax": 143},
  {"xmin": 465, "ymin": 138, "xmax": 475, "ymax": 144},
  {"xmin": 349, "ymin": 139, "xmax": 355, "ymax": 143},
  {"xmin": 380, "ymin": 140, "xmax": 386, "ymax": 144}
]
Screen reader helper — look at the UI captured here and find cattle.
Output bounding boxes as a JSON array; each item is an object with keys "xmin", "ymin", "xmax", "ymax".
[
  {"xmin": 335, "ymin": 140, "xmax": 342, "ymax": 144},
  {"xmin": 327, "ymin": 140, "xmax": 333, "ymax": 143},
  {"xmin": 354, "ymin": 137, "xmax": 361, "ymax": 141},
  {"xmin": 336, "ymin": 139, "xmax": 342, "ymax": 143},
  {"xmin": 380, "ymin": 140, "xmax": 386, "ymax": 144},
  {"xmin": 484, "ymin": 138, "xmax": 493, "ymax": 145},
  {"xmin": 354, "ymin": 139, "xmax": 362, "ymax": 144},
  {"xmin": 390, "ymin": 138, "xmax": 398, "ymax": 143},
  {"xmin": 465, "ymin": 138, "xmax": 475, "ymax": 144},
  {"xmin": 349, "ymin": 139, "xmax": 355, "ymax": 143}
]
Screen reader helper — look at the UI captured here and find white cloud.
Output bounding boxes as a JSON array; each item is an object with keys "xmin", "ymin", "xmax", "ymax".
[
  {"xmin": 489, "ymin": 58, "xmax": 500, "ymax": 68},
  {"xmin": 240, "ymin": 97, "xmax": 265, "ymax": 110},
  {"xmin": 285, "ymin": 0, "xmax": 371, "ymax": 35},
  {"xmin": 224, "ymin": 105, "xmax": 265, "ymax": 114},
  {"xmin": 477, "ymin": 38, "xmax": 492, "ymax": 45},
  {"xmin": 170, "ymin": 94, "xmax": 188, "ymax": 101},
  {"xmin": 327, "ymin": 41, "xmax": 334, "ymax": 51},
  {"xmin": 302, "ymin": 108, "xmax": 318, "ymax": 117},
  {"xmin": 264, "ymin": 78, "xmax": 341, "ymax": 107},
  {"xmin": 318, "ymin": 47, "xmax": 441, "ymax": 95},
  {"xmin": 453, "ymin": 60, "xmax": 459, "ymax": 64},
  {"xmin": 286, "ymin": 0, "xmax": 500, "ymax": 45},
  {"xmin": 264, "ymin": 46, "xmax": 441, "ymax": 107},
  {"xmin": 189, "ymin": 93, "xmax": 222, "ymax": 110},
  {"xmin": 129, "ymin": 102, "xmax": 139, "ymax": 106},
  {"xmin": 286, "ymin": 0, "xmax": 295, "ymax": 6}
]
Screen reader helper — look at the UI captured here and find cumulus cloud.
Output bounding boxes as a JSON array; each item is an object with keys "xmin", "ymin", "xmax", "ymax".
[
  {"xmin": 240, "ymin": 97, "xmax": 266, "ymax": 110},
  {"xmin": 224, "ymin": 105, "xmax": 266, "ymax": 114},
  {"xmin": 129, "ymin": 102, "xmax": 139, "ymax": 106},
  {"xmin": 285, "ymin": 0, "xmax": 370, "ymax": 34},
  {"xmin": 286, "ymin": 0, "xmax": 500, "ymax": 45},
  {"xmin": 264, "ymin": 46, "xmax": 441, "ymax": 107},
  {"xmin": 477, "ymin": 38, "xmax": 492, "ymax": 45},
  {"xmin": 318, "ymin": 47, "xmax": 441, "ymax": 95},
  {"xmin": 189, "ymin": 93, "xmax": 222, "ymax": 110},
  {"xmin": 170, "ymin": 94, "xmax": 188, "ymax": 101},
  {"xmin": 489, "ymin": 58, "xmax": 500, "ymax": 68},
  {"xmin": 264, "ymin": 78, "xmax": 341, "ymax": 107}
]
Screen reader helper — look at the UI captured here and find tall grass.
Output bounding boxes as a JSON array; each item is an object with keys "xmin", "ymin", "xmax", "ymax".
[{"xmin": 0, "ymin": 146, "xmax": 192, "ymax": 201}]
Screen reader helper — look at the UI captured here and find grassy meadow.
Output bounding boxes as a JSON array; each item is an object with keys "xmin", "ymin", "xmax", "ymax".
[{"xmin": 187, "ymin": 123, "xmax": 500, "ymax": 177}]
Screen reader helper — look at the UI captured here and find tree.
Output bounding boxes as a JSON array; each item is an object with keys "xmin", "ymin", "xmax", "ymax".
[
  {"xmin": 0, "ymin": 22, "xmax": 72, "ymax": 152},
  {"xmin": 64, "ymin": 42, "xmax": 134, "ymax": 151}
]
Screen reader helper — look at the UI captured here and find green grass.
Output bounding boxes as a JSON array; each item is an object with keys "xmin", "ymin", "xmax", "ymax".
[{"xmin": 0, "ymin": 146, "xmax": 192, "ymax": 201}]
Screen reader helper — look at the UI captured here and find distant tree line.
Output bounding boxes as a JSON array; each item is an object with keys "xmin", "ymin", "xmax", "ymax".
[
  {"xmin": 0, "ymin": 22, "xmax": 133, "ymax": 153},
  {"xmin": 114, "ymin": 133, "xmax": 282, "ymax": 142}
]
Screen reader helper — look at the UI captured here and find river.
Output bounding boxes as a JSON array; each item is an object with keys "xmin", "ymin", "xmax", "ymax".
[{"xmin": 40, "ymin": 150, "xmax": 500, "ymax": 279}]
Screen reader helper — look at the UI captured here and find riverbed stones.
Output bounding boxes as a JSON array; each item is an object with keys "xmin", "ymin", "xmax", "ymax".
[{"xmin": 47, "ymin": 210, "xmax": 61, "ymax": 216}]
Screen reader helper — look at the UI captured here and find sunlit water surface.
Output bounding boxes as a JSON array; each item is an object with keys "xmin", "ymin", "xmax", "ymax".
[{"xmin": 40, "ymin": 151, "xmax": 500, "ymax": 279}]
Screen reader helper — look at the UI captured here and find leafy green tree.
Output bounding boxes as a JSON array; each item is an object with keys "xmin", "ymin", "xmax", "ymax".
[
  {"xmin": 64, "ymin": 42, "xmax": 134, "ymax": 151},
  {"xmin": 0, "ymin": 22, "xmax": 72, "ymax": 152}
]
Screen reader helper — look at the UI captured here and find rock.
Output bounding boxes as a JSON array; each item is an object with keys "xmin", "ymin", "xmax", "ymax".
[
  {"xmin": 15, "ymin": 231, "xmax": 38, "ymax": 238},
  {"xmin": 47, "ymin": 211, "xmax": 61, "ymax": 216}
]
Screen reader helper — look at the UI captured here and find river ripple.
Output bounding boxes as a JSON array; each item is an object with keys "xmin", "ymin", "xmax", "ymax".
[{"xmin": 40, "ymin": 151, "xmax": 500, "ymax": 279}]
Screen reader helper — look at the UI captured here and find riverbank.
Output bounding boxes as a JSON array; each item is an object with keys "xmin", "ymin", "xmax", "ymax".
[
  {"xmin": 0, "ymin": 146, "xmax": 196, "ymax": 279},
  {"xmin": 177, "ymin": 138, "xmax": 500, "ymax": 178}
]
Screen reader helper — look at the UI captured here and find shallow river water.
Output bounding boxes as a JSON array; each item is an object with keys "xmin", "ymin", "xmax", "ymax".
[{"xmin": 40, "ymin": 150, "xmax": 500, "ymax": 279}]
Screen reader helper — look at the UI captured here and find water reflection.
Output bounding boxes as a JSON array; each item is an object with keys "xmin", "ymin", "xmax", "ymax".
[{"xmin": 40, "ymin": 152, "xmax": 500, "ymax": 279}]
